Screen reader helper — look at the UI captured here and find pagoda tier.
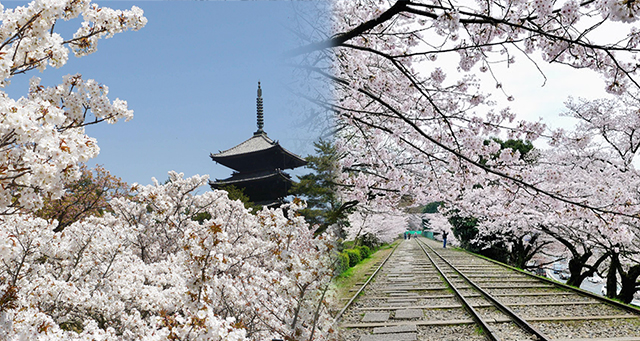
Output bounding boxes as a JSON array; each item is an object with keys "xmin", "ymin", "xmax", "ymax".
[
  {"xmin": 209, "ymin": 82, "xmax": 307, "ymax": 207},
  {"xmin": 209, "ymin": 169, "xmax": 293, "ymax": 206},
  {"xmin": 210, "ymin": 132, "xmax": 306, "ymax": 173}
]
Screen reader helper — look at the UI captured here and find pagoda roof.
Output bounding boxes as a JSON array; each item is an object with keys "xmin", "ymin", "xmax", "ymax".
[
  {"xmin": 209, "ymin": 169, "xmax": 294, "ymax": 203},
  {"xmin": 211, "ymin": 169, "xmax": 293, "ymax": 186},
  {"xmin": 210, "ymin": 132, "xmax": 307, "ymax": 172},
  {"xmin": 212, "ymin": 132, "xmax": 278, "ymax": 158}
]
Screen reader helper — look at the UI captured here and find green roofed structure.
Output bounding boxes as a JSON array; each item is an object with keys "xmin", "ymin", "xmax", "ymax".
[{"xmin": 209, "ymin": 82, "xmax": 307, "ymax": 207}]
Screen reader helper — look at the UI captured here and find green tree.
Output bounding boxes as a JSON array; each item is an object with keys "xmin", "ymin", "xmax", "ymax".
[
  {"xmin": 447, "ymin": 211, "xmax": 481, "ymax": 251},
  {"xmin": 481, "ymin": 138, "xmax": 535, "ymax": 165},
  {"xmin": 422, "ymin": 201, "xmax": 442, "ymax": 214},
  {"xmin": 290, "ymin": 139, "xmax": 357, "ymax": 235},
  {"xmin": 218, "ymin": 185, "xmax": 262, "ymax": 213}
]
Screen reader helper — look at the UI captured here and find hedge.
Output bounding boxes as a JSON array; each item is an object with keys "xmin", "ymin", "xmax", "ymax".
[
  {"xmin": 357, "ymin": 245, "xmax": 371, "ymax": 259},
  {"xmin": 344, "ymin": 248, "xmax": 361, "ymax": 268},
  {"xmin": 336, "ymin": 252, "xmax": 350, "ymax": 274}
]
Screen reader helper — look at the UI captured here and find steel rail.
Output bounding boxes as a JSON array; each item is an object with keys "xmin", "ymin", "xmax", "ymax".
[
  {"xmin": 414, "ymin": 238, "xmax": 503, "ymax": 341},
  {"xmin": 418, "ymin": 238, "xmax": 554, "ymax": 340},
  {"xmin": 461, "ymin": 247, "xmax": 640, "ymax": 316},
  {"xmin": 334, "ymin": 240, "xmax": 400, "ymax": 322},
  {"xmin": 418, "ymin": 238, "xmax": 552, "ymax": 341}
]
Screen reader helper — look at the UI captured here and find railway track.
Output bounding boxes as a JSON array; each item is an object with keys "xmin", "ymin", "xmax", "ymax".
[{"xmin": 336, "ymin": 237, "xmax": 640, "ymax": 341}]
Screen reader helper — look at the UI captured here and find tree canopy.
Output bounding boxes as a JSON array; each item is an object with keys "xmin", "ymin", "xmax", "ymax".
[
  {"xmin": 291, "ymin": 139, "xmax": 357, "ymax": 235},
  {"xmin": 289, "ymin": 0, "xmax": 640, "ymax": 303}
]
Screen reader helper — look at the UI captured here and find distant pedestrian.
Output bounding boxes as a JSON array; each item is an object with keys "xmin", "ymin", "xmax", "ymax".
[{"xmin": 442, "ymin": 231, "xmax": 448, "ymax": 248}]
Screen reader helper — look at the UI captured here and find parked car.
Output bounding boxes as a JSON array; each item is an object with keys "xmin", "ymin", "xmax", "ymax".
[
  {"xmin": 534, "ymin": 268, "xmax": 546, "ymax": 277},
  {"xmin": 559, "ymin": 271, "xmax": 570, "ymax": 280},
  {"xmin": 552, "ymin": 263, "xmax": 564, "ymax": 274}
]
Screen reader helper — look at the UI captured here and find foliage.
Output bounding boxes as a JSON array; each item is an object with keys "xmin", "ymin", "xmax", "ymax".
[
  {"xmin": 358, "ymin": 233, "xmax": 381, "ymax": 249},
  {"xmin": 494, "ymin": 139, "xmax": 534, "ymax": 159},
  {"xmin": 344, "ymin": 248, "xmax": 361, "ymax": 268},
  {"xmin": 448, "ymin": 212, "xmax": 480, "ymax": 251},
  {"xmin": 481, "ymin": 138, "xmax": 535, "ymax": 165},
  {"xmin": 336, "ymin": 252, "xmax": 350, "ymax": 274},
  {"xmin": 422, "ymin": 202, "xmax": 442, "ymax": 214},
  {"xmin": 34, "ymin": 164, "xmax": 130, "ymax": 232},
  {"xmin": 0, "ymin": 172, "xmax": 336, "ymax": 341},
  {"xmin": 357, "ymin": 245, "xmax": 371, "ymax": 259},
  {"xmin": 217, "ymin": 185, "xmax": 262, "ymax": 213},
  {"xmin": 290, "ymin": 139, "xmax": 357, "ymax": 234}
]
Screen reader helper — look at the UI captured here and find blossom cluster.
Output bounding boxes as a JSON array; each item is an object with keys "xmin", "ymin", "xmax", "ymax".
[
  {"xmin": 0, "ymin": 1, "xmax": 338, "ymax": 339},
  {"xmin": 346, "ymin": 209, "xmax": 408, "ymax": 243},
  {"xmin": 0, "ymin": 172, "xmax": 336, "ymax": 341},
  {"xmin": 0, "ymin": 0, "xmax": 145, "ymax": 214},
  {"xmin": 330, "ymin": 0, "xmax": 640, "ymax": 225}
]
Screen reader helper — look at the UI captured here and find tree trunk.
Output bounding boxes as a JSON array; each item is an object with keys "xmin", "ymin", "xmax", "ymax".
[
  {"xmin": 616, "ymin": 264, "xmax": 640, "ymax": 304},
  {"xmin": 566, "ymin": 252, "xmax": 592, "ymax": 287},
  {"xmin": 606, "ymin": 253, "xmax": 620, "ymax": 299}
]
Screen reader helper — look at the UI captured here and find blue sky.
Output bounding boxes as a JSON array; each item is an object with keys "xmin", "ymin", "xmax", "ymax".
[
  {"xmin": 4, "ymin": 0, "xmax": 329, "ymax": 186},
  {"xmin": 3, "ymin": 0, "xmax": 615, "ymax": 189}
]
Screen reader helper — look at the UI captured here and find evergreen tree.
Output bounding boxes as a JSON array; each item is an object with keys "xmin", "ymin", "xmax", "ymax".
[
  {"xmin": 290, "ymin": 139, "xmax": 357, "ymax": 235},
  {"xmin": 218, "ymin": 185, "xmax": 262, "ymax": 213}
]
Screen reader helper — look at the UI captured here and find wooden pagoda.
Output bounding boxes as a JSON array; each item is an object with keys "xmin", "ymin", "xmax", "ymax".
[{"xmin": 209, "ymin": 82, "xmax": 307, "ymax": 207}]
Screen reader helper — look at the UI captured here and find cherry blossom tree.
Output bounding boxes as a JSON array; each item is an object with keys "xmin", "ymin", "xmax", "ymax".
[
  {"xmin": 346, "ymin": 207, "xmax": 409, "ymax": 243},
  {"xmin": 287, "ymin": 0, "xmax": 640, "ymax": 302},
  {"xmin": 0, "ymin": 172, "xmax": 336, "ymax": 340},
  {"xmin": 223, "ymin": 0, "xmax": 640, "ymax": 306},
  {"xmin": 0, "ymin": 1, "xmax": 338, "ymax": 339},
  {"xmin": 445, "ymin": 104, "xmax": 640, "ymax": 299},
  {"xmin": 34, "ymin": 164, "xmax": 131, "ymax": 232},
  {"xmin": 0, "ymin": 0, "xmax": 146, "ymax": 215},
  {"xmin": 423, "ymin": 213, "xmax": 459, "ymax": 246},
  {"xmin": 288, "ymin": 0, "xmax": 640, "ymax": 217}
]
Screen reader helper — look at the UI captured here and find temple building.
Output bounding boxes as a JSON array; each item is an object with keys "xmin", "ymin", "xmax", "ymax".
[{"xmin": 209, "ymin": 82, "xmax": 307, "ymax": 207}]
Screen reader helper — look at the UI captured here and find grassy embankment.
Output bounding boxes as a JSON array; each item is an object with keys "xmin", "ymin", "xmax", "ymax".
[{"xmin": 328, "ymin": 240, "xmax": 400, "ymax": 314}]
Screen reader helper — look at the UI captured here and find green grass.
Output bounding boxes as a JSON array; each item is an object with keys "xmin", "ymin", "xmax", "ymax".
[{"xmin": 328, "ymin": 241, "xmax": 399, "ymax": 311}]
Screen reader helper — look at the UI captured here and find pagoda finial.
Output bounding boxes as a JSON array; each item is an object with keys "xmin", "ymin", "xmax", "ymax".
[{"xmin": 255, "ymin": 81, "xmax": 264, "ymax": 135}]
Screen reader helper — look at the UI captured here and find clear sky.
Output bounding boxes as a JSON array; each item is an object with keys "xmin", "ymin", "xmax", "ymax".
[
  {"xmin": 3, "ymin": 0, "xmax": 329, "ymax": 186},
  {"xmin": 3, "ymin": 1, "xmax": 624, "ymax": 188}
]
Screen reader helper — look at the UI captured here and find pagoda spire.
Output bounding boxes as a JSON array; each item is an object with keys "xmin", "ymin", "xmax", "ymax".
[{"xmin": 255, "ymin": 81, "xmax": 264, "ymax": 135}]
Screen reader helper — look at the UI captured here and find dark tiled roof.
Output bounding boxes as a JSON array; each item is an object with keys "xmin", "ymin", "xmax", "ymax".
[
  {"xmin": 210, "ymin": 169, "xmax": 292, "ymax": 186},
  {"xmin": 211, "ymin": 133, "xmax": 277, "ymax": 157},
  {"xmin": 210, "ymin": 132, "xmax": 307, "ymax": 171}
]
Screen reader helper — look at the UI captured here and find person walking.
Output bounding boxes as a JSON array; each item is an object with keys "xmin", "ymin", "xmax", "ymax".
[{"xmin": 442, "ymin": 231, "xmax": 448, "ymax": 248}]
